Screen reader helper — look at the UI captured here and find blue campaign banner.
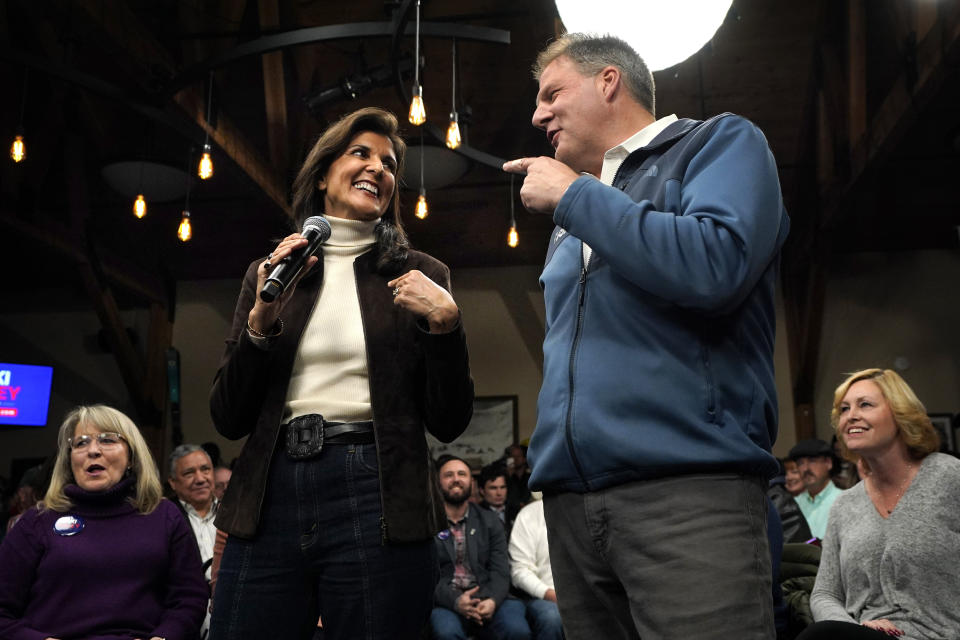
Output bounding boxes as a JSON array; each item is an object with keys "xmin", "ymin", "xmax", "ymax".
[{"xmin": 0, "ymin": 363, "xmax": 54, "ymax": 426}]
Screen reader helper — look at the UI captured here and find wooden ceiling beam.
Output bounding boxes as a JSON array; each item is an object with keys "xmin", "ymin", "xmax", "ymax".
[
  {"xmin": 778, "ymin": 0, "xmax": 831, "ymax": 439},
  {"xmin": 72, "ymin": 0, "xmax": 292, "ymax": 217},
  {"xmin": 783, "ymin": 0, "xmax": 960, "ymax": 441},
  {"xmin": 0, "ymin": 212, "xmax": 167, "ymax": 305},
  {"xmin": 847, "ymin": 0, "xmax": 866, "ymax": 152},
  {"xmin": 259, "ymin": 0, "xmax": 290, "ymax": 175},
  {"xmin": 65, "ymin": 132, "xmax": 151, "ymax": 418},
  {"xmin": 821, "ymin": 1, "xmax": 960, "ymax": 229}
]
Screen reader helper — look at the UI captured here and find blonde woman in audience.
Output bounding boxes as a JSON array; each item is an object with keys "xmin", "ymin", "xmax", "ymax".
[
  {"xmin": 800, "ymin": 369, "xmax": 960, "ymax": 639},
  {"xmin": 0, "ymin": 405, "xmax": 208, "ymax": 640}
]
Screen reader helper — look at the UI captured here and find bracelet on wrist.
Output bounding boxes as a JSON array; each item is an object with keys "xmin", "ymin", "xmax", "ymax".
[{"xmin": 246, "ymin": 317, "xmax": 283, "ymax": 339}]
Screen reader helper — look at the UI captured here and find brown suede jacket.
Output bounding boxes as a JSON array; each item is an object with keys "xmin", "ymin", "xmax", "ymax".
[{"xmin": 210, "ymin": 247, "xmax": 474, "ymax": 542}]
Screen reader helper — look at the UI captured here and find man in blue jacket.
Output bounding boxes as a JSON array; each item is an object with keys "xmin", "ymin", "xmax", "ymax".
[{"xmin": 504, "ymin": 33, "xmax": 789, "ymax": 639}]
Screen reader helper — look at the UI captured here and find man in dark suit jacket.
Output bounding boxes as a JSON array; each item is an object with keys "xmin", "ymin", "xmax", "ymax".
[
  {"xmin": 431, "ymin": 455, "xmax": 531, "ymax": 639},
  {"xmin": 478, "ymin": 463, "xmax": 520, "ymax": 541}
]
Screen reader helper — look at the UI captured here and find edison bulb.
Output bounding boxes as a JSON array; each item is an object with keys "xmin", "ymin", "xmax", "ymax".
[{"xmin": 134, "ymin": 194, "xmax": 146, "ymax": 218}]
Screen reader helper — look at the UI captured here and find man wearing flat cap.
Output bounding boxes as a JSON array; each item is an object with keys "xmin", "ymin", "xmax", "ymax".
[{"xmin": 789, "ymin": 439, "xmax": 844, "ymax": 539}]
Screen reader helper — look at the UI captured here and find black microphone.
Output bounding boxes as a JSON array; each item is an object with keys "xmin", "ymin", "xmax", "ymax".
[{"xmin": 260, "ymin": 215, "xmax": 332, "ymax": 302}]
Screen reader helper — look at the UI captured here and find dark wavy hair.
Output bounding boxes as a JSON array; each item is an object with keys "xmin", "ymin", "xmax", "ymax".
[{"xmin": 290, "ymin": 107, "xmax": 410, "ymax": 273}]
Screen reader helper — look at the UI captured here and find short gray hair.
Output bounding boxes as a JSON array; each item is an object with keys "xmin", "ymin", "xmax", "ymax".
[
  {"xmin": 168, "ymin": 443, "xmax": 209, "ymax": 478},
  {"xmin": 533, "ymin": 33, "xmax": 656, "ymax": 117}
]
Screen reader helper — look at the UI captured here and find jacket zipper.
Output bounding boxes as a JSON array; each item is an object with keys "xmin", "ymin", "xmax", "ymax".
[
  {"xmin": 353, "ymin": 259, "xmax": 390, "ymax": 545},
  {"xmin": 702, "ymin": 343, "xmax": 717, "ymax": 422},
  {"xmin": 251, "ymin": 277, "xmax": 319, "ymax": 536},
  {"xmin": 564, "ymin": 251, "xmax": 590, "ymax": 489}
]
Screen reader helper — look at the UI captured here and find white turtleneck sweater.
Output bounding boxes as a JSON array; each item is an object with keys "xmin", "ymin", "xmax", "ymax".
[{"xmin": 282, "ymin": 216, "xmax": 378, "ymax": 423}]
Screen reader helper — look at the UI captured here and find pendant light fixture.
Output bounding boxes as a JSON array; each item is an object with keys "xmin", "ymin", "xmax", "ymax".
[
  {"xmin": 133, "ymin": 157, "xmax": 147, "ymax": 218},
  {"xmin": 179, "ymin": 150, "xmax": 193, "ymax": 241},
  {"xmin": 415, "ymin": 129, "xmax": 428, "ymax": 219},
  {"xmin": 10, "ymin": 70, "xmax": 27, "ymax": 163},
  {"xmin": 134, "ymin": 194, "xmax": 147, "ymax": 218},
  {"xmin": 445, "ymin": 39, "xmax": 461, "ymax": 149},
  {"xmin": 198, "ymin": 73, "xmax": 215, "ymax": 179},
  {"xmin": 507, "ymin": 174, "xmax": 518, "ymax": 248},
  {"xmin": 408, "ymin": 0, "xmax": 426, "ymax": 126}
]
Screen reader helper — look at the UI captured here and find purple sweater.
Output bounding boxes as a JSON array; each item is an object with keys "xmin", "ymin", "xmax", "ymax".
[{"xmin": 0, "ymin": 477, "xmax": 208, "ymax": 640}]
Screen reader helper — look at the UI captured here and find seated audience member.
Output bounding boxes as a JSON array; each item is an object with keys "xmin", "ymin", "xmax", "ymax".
[
  {"xmin": 168, "ymin": 443, "xmax": 219, "ymax": 579},
  {"xmin": 830, "ymin": 435, "xmax": 861, "ymax": 489},
  {"xmin": 478, "ymin": 462, "xmax": 518, "ymax": 537},
  {"xmin": 469, "ymin": 471, "xmax": 483, "ymax": 505},
  {"xmin": 784, "ymin": 458, "xmax": 805, "ymax": 497},
  {"xmin": 508, "ymin": 494, "xmax": 564, "ymax": 640},
  {"xmin": 4, "ymin": 464, "xmax": 46, "ymax": 534},
  {"xmin": 504, "ymin": 444, "xmax": 532, "ymax": 511},
  {"xmin": 201, "ymin": 441, "xmax": 223, "ymax": 468},
  {"xmin": 431, "ymin": 455, "xmax": 530, "ymax": 639},
  {"xmin": 790, "ymin": 439, "xmax": 843, "ymax": 539},
  {"xmin": 169, "ymin": 444, "xmax": 219, "ymax": 637},
  {"xmin": 213, "ymin": 465, "xmax": 232, "ymax": 501},
  {"xmin": 799, "ymin": 368, "xmax": 960, "ymax": 639},
  {"xmin": 768, "ymin": 459, "xmax": 813, "ymax": 544},
  {"xmin": 766, "ymin": 499, "xmax": 789, "ymax": 639},
  {"xmin": 0, "ymin": 404, "xmax": 207, "ymax": 639}
]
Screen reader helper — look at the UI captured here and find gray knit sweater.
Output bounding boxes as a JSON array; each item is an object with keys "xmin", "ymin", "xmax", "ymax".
[{"xmin": 810, "ymin": 453, "xmax": 960, "ymax": 639}]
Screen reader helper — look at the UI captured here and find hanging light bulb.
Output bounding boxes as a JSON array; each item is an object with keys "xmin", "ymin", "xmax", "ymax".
[
  {"xmin": 177, "ymin": 210, "xmax": 192, "ymax": 241},
  {"xmin": 416, "ymin": 188, "xmax": 429, "ymax": 219},
  {"xmin": 132, "ymin": 159, "xmax": 147, "ymax": 218},
  {"xmin": 198, "ymin": 73, "xmax": 215, "ymax": 179},
  {"xmin": 134, "ymin": 194, "xmax": 147, "ymax": 218},
  {"xmin": 446, "ymin": 40, "xmax": 461, "ymax": 149},
  {"xmin": 10, "ymin": 135, "xmax": 25, "ymax": 163},
  {"xmin": 11, "ymin": 71, "xmax": 27, "ymax": 163},
  {"xmin": 408, "ymin": 0, "xmax": 426, "ymax": 125},
  {"xmin": 507, "ymin": 174, "xmax": 519, "ymax": 247},
  {"xmin": 178, "ymin": 147, "xmax": 194, "ymax": 241},
  {"xmin": 415, "ymin": 130, "xmax": 428, "ymax": 219},
  {"xmin": 409, "ymin": 86, "xmax": 426, "ymax": 126},
  {"xmin": 445, "ymin": 114, "xmax": 461, "ymax": 149},
  {"xmin": 198, "ymin": 143, "xmax": 214, "ymax": 179}
]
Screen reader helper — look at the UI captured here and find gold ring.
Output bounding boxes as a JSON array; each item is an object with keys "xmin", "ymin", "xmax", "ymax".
[{"xmin": 392, "ymin": 287, "xmax": 400, "ymax": 297}]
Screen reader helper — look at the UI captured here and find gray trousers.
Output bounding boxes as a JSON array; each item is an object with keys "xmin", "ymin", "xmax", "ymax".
[{"xmin": 543, "ymin": 473, "xmax": 774, "ymax": 640}]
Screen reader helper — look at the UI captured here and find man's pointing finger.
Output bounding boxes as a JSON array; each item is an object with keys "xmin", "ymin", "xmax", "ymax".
[{"xmin": 501, "ymin": 157, "xmax": 530, "ymax": 175}]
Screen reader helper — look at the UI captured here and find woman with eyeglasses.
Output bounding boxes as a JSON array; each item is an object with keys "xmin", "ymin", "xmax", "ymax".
[{"xmin": 0, "ymin": 405, "xmax": 208, "ymax": 640}]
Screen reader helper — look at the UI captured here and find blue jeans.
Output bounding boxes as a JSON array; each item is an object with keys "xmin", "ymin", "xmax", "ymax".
[
  {"xmin": 430, "ymin": 597, "xmax": 530, "ymax": 639},
  {"xmin": 209, "ymin": 442, "xmax": 436, "ymax": 640},
  {"xmin": 525, "ymin": 599, "xmax": 563, "ymax": 640}
]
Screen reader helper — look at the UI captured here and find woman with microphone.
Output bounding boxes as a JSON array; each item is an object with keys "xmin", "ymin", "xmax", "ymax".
[{"xmin": 208, "ymin": 107, "xmax": 474, "ymax": 640}]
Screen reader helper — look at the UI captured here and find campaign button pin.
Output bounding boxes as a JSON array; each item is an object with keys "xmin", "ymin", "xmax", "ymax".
[
  {"xmin": 437, "ymin": 529, "xmax": 450, "ymax": 540},
  {"xmin": 53, "ymin": 515, "xmax": 85, "ymax": 536}
]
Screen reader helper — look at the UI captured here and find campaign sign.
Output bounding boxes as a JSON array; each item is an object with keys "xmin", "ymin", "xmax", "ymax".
[{"xmin": 0, "ymin": 363, "xmax": 54, "ymax": 426}]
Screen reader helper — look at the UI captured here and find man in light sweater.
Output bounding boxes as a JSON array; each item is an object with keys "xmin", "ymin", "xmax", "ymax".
[{"xmin": 509, "ymin": 496, "xmax": 564, "ymax": 640}]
